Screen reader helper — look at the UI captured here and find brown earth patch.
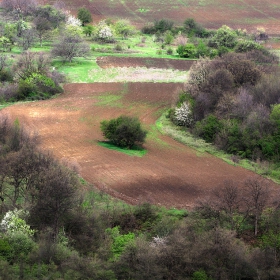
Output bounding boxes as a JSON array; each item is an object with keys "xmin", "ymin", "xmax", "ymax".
[
  {"xmin": 40, "ymin": 0, "xmax": 280, "ymax": 34},
  {"xmin": 3, "ymin": 82, "xmax": 279, "ymax": 209},
  {"xmin": 96, "ymin": 57, "xmax": 195, "ymax": 71}
]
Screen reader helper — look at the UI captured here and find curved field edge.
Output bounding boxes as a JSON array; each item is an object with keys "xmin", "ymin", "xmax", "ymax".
[{"xmin": 157, "ymin": 112, "xmax": 280, "ymax": 184}]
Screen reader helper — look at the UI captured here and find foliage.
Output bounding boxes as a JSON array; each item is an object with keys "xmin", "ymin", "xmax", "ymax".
[
  {"xmin": 114, "ymin": 19, "xmax": 135, "ymax": 39},
  {"xmin": 194, "ymin": 114, "xmax": 222, "ymax": 142},
  {"xmin": 77, "ymin": 7, "xmax": 92, "ymax": 26},
  {"xmin": 100, "ymin": 115, "xmax": 147, "ymax": 148},
  {"xmin": 177, "ymin": 43, "xmax": 197, "ymax": 58},
  {"xmin": 235, "ymin": 40, "xmax": 262, "ymax": 53},
  {"xmin": 18, "ymin": 72, "xmax": 62, "ymax": 100},
  {"xmin": 208, "ymin": 25, "xmax": 237, "ymax": 48},
  {"xmin": 184, "ymin": 18, "xmax": 210, "ymax": 38},
  {"xmin": 1, "ymin": 209, "xmax": 35, "ymax": 237},
  {"xmin": 106, "ymin": 226, "xmax": 135, "ymax": 259}
]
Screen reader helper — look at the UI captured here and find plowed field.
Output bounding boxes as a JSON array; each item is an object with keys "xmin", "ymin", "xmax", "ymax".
[
  {"xmin": 96, "ymin": 57, "xmax": 195, "ymax": 71},
  {"xmin": 3, "ymin": 83, "xmax": 278, "ymax": 208},
  {"xmin": 41, "ymin": 0, "xmax": 280, "ymax": 34}
]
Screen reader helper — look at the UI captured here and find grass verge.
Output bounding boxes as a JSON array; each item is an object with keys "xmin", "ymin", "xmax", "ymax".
[{"xmin": 98, "ymin": 141, "xmax": 147, "ymax": 157}]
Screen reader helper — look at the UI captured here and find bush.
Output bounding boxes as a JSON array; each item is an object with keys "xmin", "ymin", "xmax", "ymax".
[
  {"xmin": 177, "ymin": 43, "xmax": 197, "ymax": 58},
  {"xmin": 194, "ymin": 114, "xmax": 223, "ymax": 142},
  {"xmin": 100, "ymin": 115, "xmax": 147, "ymax": 148},
  {"xmin": 0, "ymin": 69, "xmax": 13, "ymax": 82},
  {"xmin": 166, "ymin": 47, "xmax": 173, "ymax": 55},
  {"xmin": 18, "ymin": 73, "xmax": 63, "ymax": 100},
  {"xmin": 235, "ymin": 40, "xmax": 262, "ymax": 53}
]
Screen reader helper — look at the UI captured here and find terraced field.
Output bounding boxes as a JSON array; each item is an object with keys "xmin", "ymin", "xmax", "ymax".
[
  {"xmin": 41, "ymin": 0, "xmax": 280, "ymax": 33},
  {"xmin": 3, "ymin": 82, "xmax": 279, "ymax": 208}
]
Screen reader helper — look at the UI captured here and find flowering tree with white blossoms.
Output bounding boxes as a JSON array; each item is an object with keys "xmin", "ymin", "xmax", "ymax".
[
  {"xmin": 97, "ymin": 21, "xmax": 114, "ymax": 42},
  {"xmin": 174, "ymin": 101, "xmax": 194, "ymax": 127},
  {"xmin": 64, "ymin": 11, "xmax": 83, "ymax": 35},
  {"xmin": 0, "ymin": 209, "xmax": 35, "ymax": 237}
]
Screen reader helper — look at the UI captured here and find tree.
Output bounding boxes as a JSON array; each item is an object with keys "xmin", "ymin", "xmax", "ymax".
[
  {"xmin": 243, "ymin": 177, "xmax": 270, "ymax": 236},
  {"xmin": 114, "ymin": 19, "xmax": 134, "ymax": 39},
  {"xmin": 28, "ymin": 161, "xmax": 80, "ymax": 236},
  {"xmin": 209, "ymin": 25, "xmax": 237, "ymax": 49},
  {"xmin": 77, "ymin": 7, "xmax": 92, "ymax": 26},
  {"xmin": 16, "ymin": 28, "xmax": 37, "ymax": 50},
  {"xmin": 51, "ymin": 34, "xmax": 90, "ymax": 62},
  {"xmin": 177, "ymin": 43, "xmax": 197, "ymax": 58},
  {"xmin": 34, "ymin": 5, "xmax": 66, "ymax": 29},
  {"xmin": 100, "ymin": 115, "xmax": 147, "ymax": 148},
  {"xmin": 33, "ymin": 16, "xmax": 52, "ymax": 47}
]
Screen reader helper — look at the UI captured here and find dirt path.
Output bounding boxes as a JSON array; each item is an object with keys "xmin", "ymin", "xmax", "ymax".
[{"xmin": 3, "ymin": 83, "xmax": 279, "ymax": 208}]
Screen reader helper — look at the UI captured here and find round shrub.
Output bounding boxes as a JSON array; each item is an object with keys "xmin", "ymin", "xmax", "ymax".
[{"xmin": 100, "ymin": 115, "xmax": 147, "ymax": 148}]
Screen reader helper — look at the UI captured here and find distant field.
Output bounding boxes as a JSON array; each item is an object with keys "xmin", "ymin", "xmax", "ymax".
[{"xmin": 40, "ymin": 0, "xmax": 280, "ymax": 34}]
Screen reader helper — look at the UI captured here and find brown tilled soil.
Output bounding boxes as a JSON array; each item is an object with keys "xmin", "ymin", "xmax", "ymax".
[
  {"xmin": 40, "ymin": 0, "xmax": 280, "ymax": 34},
  {"xmin": 3, "ymin": 83, "xmax": 279, "ymax": 208},
  {"xmin": 96, "ymin": 57, "xmax": 196, "ymax": 71}
]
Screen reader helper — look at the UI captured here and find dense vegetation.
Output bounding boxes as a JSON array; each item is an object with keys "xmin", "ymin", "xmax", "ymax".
[
  {"xmin": 1, "ymin": 115, "xmax": 280, "ymax": 279},
  {"xmin": 1, "ymin": 1, "xmax": 280, "ymax": 279},
  {"xmin": 170, "ymin": 49, "xmax": 280, "ymax": 167}
]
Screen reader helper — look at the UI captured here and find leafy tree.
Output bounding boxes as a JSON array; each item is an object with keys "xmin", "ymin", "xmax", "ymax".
[
  {"xmin": 184, "ymin": 18, "xmax": 209, "ymax": 38},
  {"xmin": 194, "ymin": 114, "xmax": 222, "ymax": 142},
  {"xmin": 114, "ymin": 19, "xmax": 134, "ymax": 39},
  {"xmin": 100, "ymin": 115, "xmax": 147, "ymax": 148},
  {"xmin": 209, "ymin": 25, "xmax": 237, "ymax": 48},
  {"xmin": 164, "ymin": 31, "xmax": 174, "ymax": 45},
  {"xmin": 83, "ymin": 25, "xmax": 94, "ymax": 37},
  {"xmin": 34, "ymin": 5, "xmax": 66, "ymax": 29},
  {"xmin": 153, "ymin": 19, "xmax": 174, "ymax": 34},
  {"xmin": 177, "ymin": 43, "xmax": 197, "ymax": 58},
  {"xmin": 51, "ymin": 34, "xmax": 90, "ymax": 62},
  {"xmin": 77, "ymin": 7, "xmax": 92, "ymax": 26}
]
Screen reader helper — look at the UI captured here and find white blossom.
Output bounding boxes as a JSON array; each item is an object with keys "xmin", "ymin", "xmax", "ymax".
[
  {"xmin": 0, "ymin": 209, "xmax": 35, "ymax": 237},
  {"xmin": 66, "ymin": 14, "xmax": 82, "ymax": 27},
  {"xmin": 175, "ymin": 102, "xmax": 193, "ymax": 127}
]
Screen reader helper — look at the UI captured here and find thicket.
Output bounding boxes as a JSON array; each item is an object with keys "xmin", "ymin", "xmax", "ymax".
[
  {"xmin": 1, "ymin": 116, "xmax": 280, "ymax": 279},
  {"xmin": 171, "ymin": 49, "xmax": 280, "ymax": 165},
  {"xmin": 0, "ymin": 52, "xmax": 63, "ymax": 102}
]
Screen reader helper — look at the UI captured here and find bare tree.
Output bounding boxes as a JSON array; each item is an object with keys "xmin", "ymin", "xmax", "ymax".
[
  {"xmin": 33, "ymin": 17, "xmax": 52, "ymax": 47},
  {"xmin": 14, "ymin": 51, "xmax": 50, "ymax": 79},
  {"xmin": 51, "ymin": 34, "xmax": 90, "ymax": 62},
  {"xmin": 1, "ymin": 0, "xmax": 37, "ymax": 17},
  {"xmin": 242, "ymin": 177, "xmax": 270, "ymax": 236},
  {"xmin": 16, "ymin": 28, "xmax": 37, "ymax": 50},
  {"xmin": 215, "ymin": 180, "xmax": 241, "ymax": 229}
]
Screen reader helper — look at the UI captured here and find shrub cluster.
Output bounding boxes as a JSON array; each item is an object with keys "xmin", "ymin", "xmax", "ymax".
[{"xmin": 173, "ymin": 50, "xmax": 280, "ymax": 162}]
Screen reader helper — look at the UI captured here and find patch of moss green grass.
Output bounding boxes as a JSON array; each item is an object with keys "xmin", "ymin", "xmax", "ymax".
[
  {"xmin": 147, "ymin": 124, "xmax": 169, "ymax": 147},
  {"xmin": 0, "ymin": 102, "xmax": 14, "ymax": 110},
  {"xmin": 52, "ymin": 58, "xmax": 98, "ymax": 82},
  {"xmin": 98, "ymin": 141, "xmax": 147, "ymax": 157},
  {"xmin": 95, "ymin": 94, "xmax": 124, "ymax": 107},
  {"xmin": 158, "ymin": 111, "xmax": 280, "ymax": 183}
]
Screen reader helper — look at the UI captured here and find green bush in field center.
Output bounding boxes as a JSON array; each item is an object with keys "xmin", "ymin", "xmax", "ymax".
[{"xmin": 100, "ymin": 115, "xmax": 147, "ymax": 148}]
